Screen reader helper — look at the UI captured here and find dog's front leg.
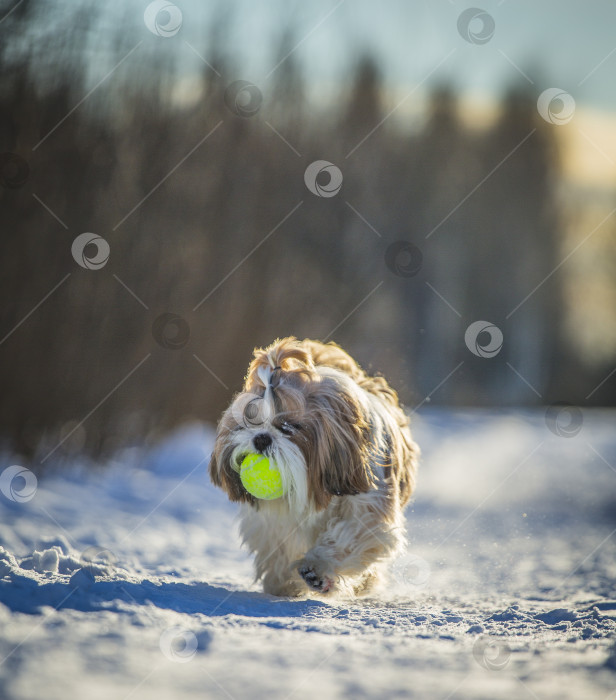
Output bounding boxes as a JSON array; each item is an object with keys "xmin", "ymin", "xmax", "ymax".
[
  {"xmin": 296, "ymin": 504, "xmax": 404, "ymax": 595},
  {"xmin": 258, "ymin": 545, "xmax": 304, "ymax": 597},
  {"xmin": 240, "ymin": 510, "xmax": 306, "ymax": 597}
]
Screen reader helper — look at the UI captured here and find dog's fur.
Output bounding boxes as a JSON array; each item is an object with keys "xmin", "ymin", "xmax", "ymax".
[{"xmin": 209, "ymin": 337, "xmax": 419, "ymax": 596}]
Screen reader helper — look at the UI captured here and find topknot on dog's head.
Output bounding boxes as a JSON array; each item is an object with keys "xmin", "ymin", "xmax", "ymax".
[{"xmin": 245, "ymin": 337, "xmax": 316, "ymax": 392}]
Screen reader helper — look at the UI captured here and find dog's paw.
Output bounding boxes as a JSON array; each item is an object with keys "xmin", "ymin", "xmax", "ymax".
[{"xmin": 298, "ymin": 563, "xmax": 335, "ymax": 594}]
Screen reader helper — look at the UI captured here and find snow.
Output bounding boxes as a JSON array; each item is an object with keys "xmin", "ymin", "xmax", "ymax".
[{"xmin": 1, "ymin": 410, "xmax": 615, "ymax": 699}]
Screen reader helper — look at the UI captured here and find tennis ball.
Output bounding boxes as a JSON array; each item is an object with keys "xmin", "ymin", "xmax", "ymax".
[{"xmin": 240, "ymin": 453, "xmax": 284, "ymax": 500}]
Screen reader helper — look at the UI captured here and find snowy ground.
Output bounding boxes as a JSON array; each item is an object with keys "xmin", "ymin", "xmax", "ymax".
[{"xmin": 1, "ymin": 409, "xmax": 615, "ymax": 700}]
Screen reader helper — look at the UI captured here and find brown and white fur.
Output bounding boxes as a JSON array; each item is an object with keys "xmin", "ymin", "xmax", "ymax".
[{"xmin": 209, "ymin": 337, "xmax": 419, "ymax": 597}]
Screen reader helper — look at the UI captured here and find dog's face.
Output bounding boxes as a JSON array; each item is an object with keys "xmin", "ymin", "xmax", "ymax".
[{"xmin": 209, "ymin": 338, "xmax": 374, "ymax": 512}]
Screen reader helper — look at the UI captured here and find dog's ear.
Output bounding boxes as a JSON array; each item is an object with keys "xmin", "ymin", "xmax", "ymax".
[
  {"xmin": 209, "ymin": 439, "xmax": 255, "ymax": 505},
  {"xmin": 304, "ymin": 378, "xmax": 374, "ymax": 509}
]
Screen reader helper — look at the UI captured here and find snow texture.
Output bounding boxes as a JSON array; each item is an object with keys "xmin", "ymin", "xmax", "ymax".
[{"xmin": 1, "ymin": 409, "xmax": 615, "ymax": 699}]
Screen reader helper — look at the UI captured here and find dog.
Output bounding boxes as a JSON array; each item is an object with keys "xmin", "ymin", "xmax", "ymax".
[{"xmin": 209, "ymin": 337, "xmax": 419, "ymax": 596}]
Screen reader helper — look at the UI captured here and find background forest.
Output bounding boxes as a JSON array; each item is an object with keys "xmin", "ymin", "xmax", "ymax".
[{"xmin": 1, "ymin": 0, "xmax": 615, "ymax": 460}]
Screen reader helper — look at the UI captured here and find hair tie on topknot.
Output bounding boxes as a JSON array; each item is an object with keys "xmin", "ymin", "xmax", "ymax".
[
  {"xmin": 256, "ymin": 365, "xmax": 272, "ymax": 389},
  {"xmin": 246, "ymin": 337, "xmax": 315, "ymax": 393}
]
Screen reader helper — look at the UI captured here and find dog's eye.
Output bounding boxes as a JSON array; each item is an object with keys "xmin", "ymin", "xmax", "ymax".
[{"xmin": 277, "ymin": 421, "xmax": 301, "ymax": 435}]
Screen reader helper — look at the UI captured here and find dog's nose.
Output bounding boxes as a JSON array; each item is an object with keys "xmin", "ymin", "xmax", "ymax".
[{"xmin": 253, "ymin": 433, "xmax": 272, "ymax": 453}]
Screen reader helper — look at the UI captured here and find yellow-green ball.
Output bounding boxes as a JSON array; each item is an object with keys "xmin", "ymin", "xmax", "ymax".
[{"xmin": 240, "ymin": 454, "xmax": 284, "ymax": 500}]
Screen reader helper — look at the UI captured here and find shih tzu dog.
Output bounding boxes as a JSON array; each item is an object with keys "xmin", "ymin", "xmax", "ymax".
[{"xmin": 209, "ymin": 337, "xmax": 419, "ymax": 597}]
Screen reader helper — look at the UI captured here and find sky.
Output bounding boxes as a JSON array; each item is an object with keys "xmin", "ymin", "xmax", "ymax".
[
  {"xmin": 61, "ymin": 0, "xmax": 616, "ymax": 113},
  {"xmin": 156, "ymin": 0, "xmax": 616, "ymax": 187},
  {"xmin": 13, "ymin": 0, "xmax": 616, "ymax": 185},
  {"xmin": 157, "ymin": 0, "xmax": 616, "ymax": 112}
]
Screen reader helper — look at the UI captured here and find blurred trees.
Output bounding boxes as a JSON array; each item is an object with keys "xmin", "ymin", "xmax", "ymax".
[{"xmin": 0, "ymin": 0, "xmax": 614, "ymax": 462}]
